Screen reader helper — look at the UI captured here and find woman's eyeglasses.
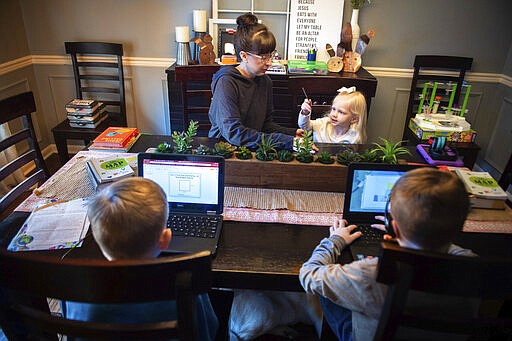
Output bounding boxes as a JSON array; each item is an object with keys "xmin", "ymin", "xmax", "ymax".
[{"xmin": 245, "ymin": 51, "xmax": 277, "ymax": 63}]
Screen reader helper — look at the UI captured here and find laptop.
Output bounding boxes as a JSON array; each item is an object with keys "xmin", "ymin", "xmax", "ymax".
[
  {"xmin": 138, "ymin": 153, "xmax": 225, "ymax": 255},
  {"xmin": 343, "ymin": 163, "xmax": 422, "ymax": 260}
]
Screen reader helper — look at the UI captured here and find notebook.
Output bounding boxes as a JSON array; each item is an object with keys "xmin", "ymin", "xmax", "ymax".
[
  {"xmin": 343, "ymin": 163, "xmax": 422, "ymax": 260},
  {"xmin": 138, "ymin": 153, "xmax": 225, "ymax": 255}
]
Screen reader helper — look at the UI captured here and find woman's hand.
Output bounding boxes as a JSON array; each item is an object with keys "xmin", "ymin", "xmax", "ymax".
[
  {"xmin": 300, "ymin": 99, "xmax": 312, "ymax": 115},
  {"xmin": 330, "ymin": 219, "xmax": 361, "ymax": 244}
]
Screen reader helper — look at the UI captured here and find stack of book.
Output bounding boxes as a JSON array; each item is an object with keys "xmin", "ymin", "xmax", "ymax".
[
  {"xmin": 88, "ymin": 127, "xmax": 140, "ymax": 152},
  {"xmin": 66, "ymin": 99, "xmax": 107, "ymax": 128},
  {"xmin": 455, "ymin": 169, "xmax": 507, "ymax": 209},
  {"xmin": 86, "ymin": 155, "xmax": 135, "ymax": 191}
]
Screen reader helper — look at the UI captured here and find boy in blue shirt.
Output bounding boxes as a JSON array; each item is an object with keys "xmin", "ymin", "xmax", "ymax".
[{"xmin": 63, "ymin": 177, "xmax": 218, "ymax": 340}]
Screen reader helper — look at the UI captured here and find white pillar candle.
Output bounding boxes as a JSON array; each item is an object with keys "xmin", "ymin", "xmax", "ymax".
[
  {"xmin": 175, "ymin": 26, "xmax": 190, "ymax": 42},
  {"xmin": 193, "ymin": 10, "xmax": 207, "ymax": 32}
]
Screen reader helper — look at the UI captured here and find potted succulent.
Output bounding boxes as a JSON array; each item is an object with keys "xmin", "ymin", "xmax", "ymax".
[
  {"xmin": 236, "ymin": 146, "xmax": 253, "ymax": 160},
  {"xmin": 371, "ymin": 138, "xmax": 411, "ymax": 164},
  {"xmin": 295, "ymin": 130, "xmax": 314, "ymax": 163},
  {"xmin": 156, "ymin": 141, "xmax": 173, "ymax": 153},
  {"xmin": 317, "ymin": 151, "xmax": 335, "ymax": 164},
  {"xmin": 195, "ymin": 144, "xmax": 213, "ymax": 155},
  {"xmin": 336, "ymin": 148, "xmax": 361, "ymax": 165},
  {"xmin": 213, "ymin": 141, "xmax": 236, "ymax": 159},
  {"xmin": 277, "ymin": 149, "xmax": 294, "ymax": 162},
  {"xmin": 255, "ymin": 134, "xmax": 278, "ymax": 161},
  {"xmin": 172, "ymin": 120, "xmax": 198, "ymax": 154}
]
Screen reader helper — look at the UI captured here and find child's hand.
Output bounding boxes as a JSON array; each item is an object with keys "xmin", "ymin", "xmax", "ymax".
[
  {"xmin": 295, "ymin": 129, "xmax": 304, "ymax": 138},
  {"xmin": 300, "ymin": 99, "xmax": 312, "ymax": 115},
  {"xmin": 371, "ymin": 215, "xmax": 394, "ymax": 240},
  {"xmin": 329, "ymin": 219, "xmax": 361, "ymax": 244}
]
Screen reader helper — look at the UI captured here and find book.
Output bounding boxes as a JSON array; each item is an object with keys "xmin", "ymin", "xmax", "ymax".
[
  {"xmin": 65, "ymin": 99, "xmax": 98, "ymax": 109},
  {"xmin": 455, "ymin": 169, "xmax": 507, "ymax": 209},
  {"xmin": 92, "ymin": 127, "xmax": 139, "ymax": 148},
  {"xmin": 88, "ymin": 132, "xmax": 141, "ymax": 152},
  {"xmin": 8, "ymin": 198, "xmax": 90, "ymax": 251},
  {"xmin": 86, "ymin": 155, "xmax": 135, "ymax": 185},
  {"xmin": 66, "ymin": 102, "xmax": 105, "ymax": 115}
]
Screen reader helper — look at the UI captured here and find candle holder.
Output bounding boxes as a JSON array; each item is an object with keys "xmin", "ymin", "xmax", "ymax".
[
  {"xmin": 176, "ymin": 42, "xmax": 192, "ymax": 66},
  {"xmin": 193, "ymin": 31, "xmax": 206, "ymax": 62}
]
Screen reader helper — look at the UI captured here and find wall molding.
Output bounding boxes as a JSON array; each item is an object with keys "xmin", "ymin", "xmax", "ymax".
[{"xmin": 1, "ymin": 55, "xmax": 511, "ymax": 87}]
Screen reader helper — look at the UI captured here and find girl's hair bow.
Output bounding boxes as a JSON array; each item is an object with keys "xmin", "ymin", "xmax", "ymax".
[{"xmin": 337, "ymin": 86, "xmax": 356, "ymax": 94}]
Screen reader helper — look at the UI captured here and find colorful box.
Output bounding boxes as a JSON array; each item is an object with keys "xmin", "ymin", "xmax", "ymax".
[{"xmin": 409, "ymin": 118, "xmax": 477, "ymax": 143}]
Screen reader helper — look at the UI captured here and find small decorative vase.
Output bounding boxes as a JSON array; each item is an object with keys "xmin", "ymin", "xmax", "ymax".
[{"xmin": 350, "ymin": 9, "xmax": 360, "ymax": 52}]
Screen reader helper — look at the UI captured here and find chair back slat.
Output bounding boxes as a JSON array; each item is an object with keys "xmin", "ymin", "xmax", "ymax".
[{"xmin": 0, "ymin": 92, "xmax": 49, "ymax": 217}]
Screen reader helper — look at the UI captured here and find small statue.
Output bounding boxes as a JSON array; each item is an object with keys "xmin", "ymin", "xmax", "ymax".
[{"xmin": 191, "ymin": 33, "xmax": 216, "ymax": 64}]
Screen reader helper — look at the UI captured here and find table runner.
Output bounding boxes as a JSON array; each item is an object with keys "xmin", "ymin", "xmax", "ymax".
[{"xmin": 15, "ymin": 151, "xmax": 512, "ymax": 234}]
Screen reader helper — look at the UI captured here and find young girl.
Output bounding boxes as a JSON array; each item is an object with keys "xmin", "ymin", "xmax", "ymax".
[{"xmin": 298, "ymin": 87, "xmax": 367, "ymax": 144}]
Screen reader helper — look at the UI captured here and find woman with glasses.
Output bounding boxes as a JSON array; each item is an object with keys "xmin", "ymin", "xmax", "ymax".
[{"xmin": 208, "ymin": 13, "xmax": 303, "ymax": 150}]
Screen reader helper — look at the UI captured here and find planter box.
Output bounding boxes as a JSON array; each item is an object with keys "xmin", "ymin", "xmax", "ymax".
[{"xmin": 225, "ymin": 156, "xmax": 348, "ymax": 192}]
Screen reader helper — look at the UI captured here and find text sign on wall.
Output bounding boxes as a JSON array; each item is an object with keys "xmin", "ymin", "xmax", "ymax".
[{"xmin": 287, "ymin": 0, "xmax": 344, "ymax": 61}]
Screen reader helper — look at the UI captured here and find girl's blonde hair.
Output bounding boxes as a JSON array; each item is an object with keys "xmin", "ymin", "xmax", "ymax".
[{"xmin": 333, "ymin": 91, "xmax": 367, "ymax": 143}]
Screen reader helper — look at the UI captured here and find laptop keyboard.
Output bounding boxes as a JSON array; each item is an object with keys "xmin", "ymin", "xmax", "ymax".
[
  {"xmin": 354, "ymin": 225, "xmax": 385, "ymax": 244},
  {"xmin": 168, "ymin": 214, "xmax": 220, "ymax": 238}
]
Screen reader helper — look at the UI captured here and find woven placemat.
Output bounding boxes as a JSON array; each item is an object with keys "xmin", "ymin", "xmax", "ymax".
[{"xmin": 224, "ymin": 186, "xmax": 344, "ymax": 213}]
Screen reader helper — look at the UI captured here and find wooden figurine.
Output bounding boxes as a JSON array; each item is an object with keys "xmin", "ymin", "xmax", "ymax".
[{"xmin": 191, "ymin": 33, "xmax": 216, "ymax": 64}]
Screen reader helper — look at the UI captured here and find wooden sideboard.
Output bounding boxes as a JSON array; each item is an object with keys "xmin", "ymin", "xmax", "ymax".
[{"xmin": 165, "ymin": 64, "xmax": 378, "ymax": 135}]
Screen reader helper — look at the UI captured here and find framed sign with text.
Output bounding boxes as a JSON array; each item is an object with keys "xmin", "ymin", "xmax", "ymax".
[{"xmin": 287, "ymin": 0, "xmax": 344, "ymax": 61}]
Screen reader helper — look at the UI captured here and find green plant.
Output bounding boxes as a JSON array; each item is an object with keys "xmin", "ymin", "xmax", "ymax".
[
  {"xmin": 255, "ymin": 134, "xmax": 278, "ymax": 161},
  {"xmin": 359, "ymin": 148, "xmax": 379, "ymax": 163},
  {"xmin": 213, "ymin": 141, "xmax": 236, "ymax": 158},
  {"xmin": 336, "ymin": 149, "xmax": 361, "ymax": 165},
  {"xmin": 371, "ymin": 138, "xmax": 411, "ymax": 164},
  {"xmin": 236, "ymin": 146, "xmax": 253, "ymax": 160},
  {"xmin": 295, "ymin": 130, "xmax": 314, "ymax": 163},
  {"xmin": 155, "ymin": 142, "xmax": 173, "ymax": 153},
  {"xmin": 317, "ymin": 151, "xmax": 334, "ymax": 164},
  {"xmin": 172, "ymin": 120, "xmax": 198, "ymax": 153},
  {"xmin": 277, "ymin": 149, "xmax": 294, "ymax": 162},
  {"xmin": 195, "ymin": 144, "xmax": 212, "ymax": 155},
  {"xmin": 351, "ymin": 0, "xmax": 367, "ymax": 9}
]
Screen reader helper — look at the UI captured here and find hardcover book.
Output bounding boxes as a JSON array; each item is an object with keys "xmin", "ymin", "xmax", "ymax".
[
  {"xmin": 66, "ymin": 102, "xmax": 105, "ymax": 115},
  {"xmin": 454, "ymin": 169, "xmax": 507, "ymax": 209},
  {"xmin": 92, "ymin": 127, "xmax": 139, "ymax": 148},
  {"xmin": 86, "ymin": 156, "xmax": 134, "ymax": 184},
  {"xmin": 65, "ymin": 99, "xmax": 98, "ymax": 109}
]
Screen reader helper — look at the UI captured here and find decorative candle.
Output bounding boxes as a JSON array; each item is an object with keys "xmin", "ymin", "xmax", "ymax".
[
  {"xmin": 460, "ymin": 84, "xmax": 471, "ymax": 117},
  {"xmin": 193, "ymin": 10, "xmax": 207, "ymax": 32},
  {"xmin": 175, "ymin": 26, "xmax": 190, "ymax": 43}
]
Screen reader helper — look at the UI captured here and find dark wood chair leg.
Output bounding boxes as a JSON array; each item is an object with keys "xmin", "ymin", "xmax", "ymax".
[{"xmin": 53, "ymin": 132, "xmax": 70, "ymax": 164}]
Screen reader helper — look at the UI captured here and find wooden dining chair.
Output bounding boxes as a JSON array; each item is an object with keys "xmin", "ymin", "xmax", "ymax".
[
  {"xmin": 174, "ymin": 64, "xmax": 220, "ymax": 136},
  {"xmin": 402, "ymin": 55, "xmax": 473, "ymax": 144},
  {"xmin": 52, "ymin": 42, "xmax": 127, "ymax": 164},
  {"xmin": 0, "ymin": 92, "xmax": 50, "ymax": 218},
  {"xmin": 0, "ymin": 249, "xmax": 212, "ymax": 341},
  {"xmin": 374, "ymin": 241, "xmax": 512, "ymax": 340}
]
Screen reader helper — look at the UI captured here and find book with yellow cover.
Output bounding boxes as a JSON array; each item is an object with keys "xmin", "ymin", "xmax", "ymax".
[{"xmin": 92, "ymin": 127, "xmax": 139, "ymax": 148}]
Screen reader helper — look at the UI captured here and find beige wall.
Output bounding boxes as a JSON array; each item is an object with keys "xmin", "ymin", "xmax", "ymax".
[{"xmin": 1, "ymin": 0, "xmax": 511, "ymax": 175}]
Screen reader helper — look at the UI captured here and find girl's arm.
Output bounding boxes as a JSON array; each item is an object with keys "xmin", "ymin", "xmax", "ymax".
[{"xmin": 298, "ymin": 99, "xmax": 313, "ymax": 130}]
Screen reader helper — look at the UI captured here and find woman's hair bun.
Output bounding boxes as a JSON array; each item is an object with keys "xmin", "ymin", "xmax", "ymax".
[{"xmin": 236, "ymin": 13, "xmax": 259, "ymax": 28}]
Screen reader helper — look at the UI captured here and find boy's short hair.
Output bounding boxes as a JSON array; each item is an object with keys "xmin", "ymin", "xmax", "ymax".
[
  {"xmin": 88, "ymin": 177, "xmax": 168, "ymax": 259},
  {"xmin": 389, "ymin": 167, "xmax": 469, "ymax": 250}
]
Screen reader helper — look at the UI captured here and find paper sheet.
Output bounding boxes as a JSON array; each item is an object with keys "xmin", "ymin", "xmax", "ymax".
[{"xmin": 8, "ymin": 198, "xmax": 90, "ymax": 251}]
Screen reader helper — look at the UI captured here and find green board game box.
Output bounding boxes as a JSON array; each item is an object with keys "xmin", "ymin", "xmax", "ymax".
[{"xmin": 287, "ymin": 60, "xmax": 328, "ymax": 75}]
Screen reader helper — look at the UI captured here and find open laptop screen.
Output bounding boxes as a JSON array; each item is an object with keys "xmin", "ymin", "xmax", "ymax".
[
  {"xmin": 349, "ymin": 169, "xmax": 406, "ymax": 213},
  {"xmin": 138, "ymin": 153, "xmax": 225, "ymax": 214}
]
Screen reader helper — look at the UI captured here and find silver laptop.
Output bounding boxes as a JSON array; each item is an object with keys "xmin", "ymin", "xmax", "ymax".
[
  {"xmin": 138, "ymin": 153, "xmax": 225, "ymax": 255},
  {"xmin": 343, "ymin": 163, "xmax": 422, "ymax": 259}
]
